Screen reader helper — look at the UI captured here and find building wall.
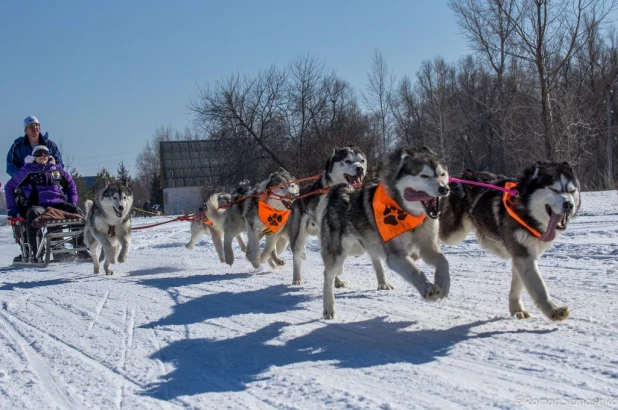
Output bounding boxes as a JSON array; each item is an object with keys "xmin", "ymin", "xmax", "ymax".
[{"xmin": 163, "ymin": 187, "xmax": 202, "ymax": 215}]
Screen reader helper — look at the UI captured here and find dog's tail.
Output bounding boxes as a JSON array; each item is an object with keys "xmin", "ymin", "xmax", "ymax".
[
  {"xmin": 84, "ymin": 199, "xmax": 94, "ymax": 216},
  {"xmin": 206, "ymin": 193, "xmax": 226, "ymax": 229}
]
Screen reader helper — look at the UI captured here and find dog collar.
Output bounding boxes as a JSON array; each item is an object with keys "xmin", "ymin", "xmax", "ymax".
[
  {"xmin": 373, "ymin": 182, "xmax": 426, "ymax": 242},
  {"xmin": 502, "ymin": 181, "xmax": 542, "ymax": 239},
  {"xmin": 258, "ymin": 194, "xmax": 290, "ymax": 234}
]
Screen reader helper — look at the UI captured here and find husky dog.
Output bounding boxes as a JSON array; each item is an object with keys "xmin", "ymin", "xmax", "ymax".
[
  {"xmin": 439, "ymin": 161, "xmax": 580, "ymax": 321},
  {"xmin": 185, "ymin": 194, "xmax": 247, "ymax": 263},
  {"xmin": 318, "ymin": 146, "xmax": 451, "ymax": 319},
  {"xmin": 288, "ymin": 146, "xmax": 367, "ymax": 285},
  {"xmin": 83, "ymin": 183, "xmax": 133, "ymax": 275},
  {"xmin": 209, "ymin": 168, "xmax": 299, "ymax": 268}
]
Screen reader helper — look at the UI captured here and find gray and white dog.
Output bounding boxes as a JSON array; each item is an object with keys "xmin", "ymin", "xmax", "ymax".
[
  {"xmin": 185, "ymin": 193, "xmax": 247, "ymax": 263},
  {"xmin": 208, "ymin": 168, "xmax": 299, "ymax": 268},
  {"xmin": 439, "ymin": 161, "xmax": 580, "ymax": 321},
  {"xmin": 317, "ymin": 146, "xmax": 451, "ymax": 319},
  {"xmin": 83, "ymin": 183, "xmax": 133, "ymax": 275},
  {"xmin": 288, "ymin": 146, "xmax": 367, "ymax": 285}
]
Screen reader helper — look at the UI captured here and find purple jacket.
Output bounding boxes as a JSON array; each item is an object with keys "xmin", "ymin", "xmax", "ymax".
[{"xmin": 5, "ymin": 161, "xmax": 77, "ymax": 211}]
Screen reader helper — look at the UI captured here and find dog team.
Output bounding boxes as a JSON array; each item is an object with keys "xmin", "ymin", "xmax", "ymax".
[{"xmin": 182, "ymin": 145, "xmax": 580, "ymax": 322}]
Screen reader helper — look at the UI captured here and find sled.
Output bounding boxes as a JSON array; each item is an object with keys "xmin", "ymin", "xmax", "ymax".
[{"xmin": 9, "ymin": 216, "xmax": 90, "ymax": 267}]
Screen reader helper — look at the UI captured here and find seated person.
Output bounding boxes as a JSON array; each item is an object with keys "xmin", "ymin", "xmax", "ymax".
[{"xmin": 5, "ymin": 145, "xmax": 81, "ymax": 262}]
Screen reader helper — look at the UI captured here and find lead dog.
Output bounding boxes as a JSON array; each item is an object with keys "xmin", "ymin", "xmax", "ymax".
[
  {"xmin": 288, "ymin": 146, "xmax": 367, "ymax": 285},
  {"xmin": 83, "ymin": 183, "xmax": 133, "ymax": 275},
  {"xmin": 185, "ymin": 193, "xmax": 247, "ymax": 263},
  {"xmin": 317, "ymin": 146, "xmax": 451, "ymax": 319},
  {"xmin": 439, "ymin": 161, "xmax": 580, "ymax": 321}
]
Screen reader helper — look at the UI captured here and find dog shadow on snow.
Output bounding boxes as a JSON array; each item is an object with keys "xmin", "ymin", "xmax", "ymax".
[
  {"xmin": 140, "ymin": 283, "xmax": 311, "ymax": 328},
  {"xmin": 142, "ymin": 313, "xmax": 555, "ymax": 400}
]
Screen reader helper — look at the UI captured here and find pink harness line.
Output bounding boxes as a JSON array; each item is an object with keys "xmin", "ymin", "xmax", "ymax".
[{"xmin": 449, "ymin": 177, "xmax": 519, "ymax": 197}]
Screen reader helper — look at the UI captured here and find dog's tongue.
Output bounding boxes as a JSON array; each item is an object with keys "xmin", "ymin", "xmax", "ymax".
[
  {"xmin": 403, "ymin": 188, "xmax": 433, "ymax": 202},
  {"xmin": 539, "ymin": 213, "xmax": 561, "ymax": 242}
]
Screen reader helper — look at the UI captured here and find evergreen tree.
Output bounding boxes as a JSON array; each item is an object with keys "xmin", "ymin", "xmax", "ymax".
[
  {"xmin": 150, "ymin": 172, "xmax": 163, "ymax": 210},
  {"xmin": 70, "ymin": 168, "xmax": 89, "ymax": 209},
  {"xmin": 91, "ymin": 168, "xmax": 114, "ymax": 196},
  {"xmin": 117, "ymin": 161, "xmax": 131, "ymax": 186}
]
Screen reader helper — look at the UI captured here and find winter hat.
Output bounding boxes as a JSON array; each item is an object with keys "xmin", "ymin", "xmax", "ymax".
[
  {"xmin": 32, "ymin": 145, "xmax": 50, "ymax": 156},
  {"xmin": 24, "ymin": 115, "xmax": 40, "ymax": 129}
]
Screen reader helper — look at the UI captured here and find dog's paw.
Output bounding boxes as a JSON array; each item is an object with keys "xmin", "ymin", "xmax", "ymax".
[
  {"xmin": 250, "ymin": 259, "xmax": 261, "ymax": 269},
  {"xmin": 377, "ymin": 283, "xmax": 394, "ymax": 290},
  {"xmin": 323, "ymin": 308, "xmax": 336, "ymax": 320},
  {"xmin": 118, "ymin": 254, "xmax": 127, "ymax": 263},
  {"xmin": 422, "ymin": 284, "xmax": 442, "ymax": 301},
  {"xmin": 550, "ymin": 306, "xmax": 569, "ymax": 321},
  {"xmin": 334, "ymin": 277, "xmax": 347, "ymax": 288},
  {"xmin": 513, "ymin": 311, "xmax": 532, "ymax": 319},
  {"xmin": 292, "ymin": 279, "xmax": 303, "ymax": 286},
  {"xmin": 185, "ymin": 243, "xmax": 194, "ymax": 250},
  {"xmin": 301, "ymin": 250, "xmax": 307, "ymax": 260},
  {"xmin": 105, "ymin": 269, "xmax": 114, "ymax": 276},
  {"xmin": 93, "ymin": 266, "xmax": 100, "ymax": 274}
]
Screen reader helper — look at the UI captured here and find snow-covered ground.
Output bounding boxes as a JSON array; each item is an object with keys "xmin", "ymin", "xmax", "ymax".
[{"xmin": 0, "ymin": 191, "xmax": 617, "ymax": 409}]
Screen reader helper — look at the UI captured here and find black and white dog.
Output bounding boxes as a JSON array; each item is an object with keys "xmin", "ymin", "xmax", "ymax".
[
  {"xmin": 439, "ymin": 161, "xmax": 580, "ymax": 321},
  {"xmin": 83, "ymin": 183, "xmax": 133, "ymax": 275},
  {"xmin": 208, "ymin": 168, "xmax": 299, "ymax": 268},
  {"xmin": 287, "ymin": 146, "xmax": 367, "ymax": 285},
  {"xmin": 317, "ymin": 146, "xmax": 451, "ymax": 319}
]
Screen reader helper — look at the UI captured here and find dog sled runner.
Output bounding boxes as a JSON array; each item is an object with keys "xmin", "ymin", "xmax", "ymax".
[{"xmin": 9, "ymin": 216, "xmax": 90, "ymax": 267}]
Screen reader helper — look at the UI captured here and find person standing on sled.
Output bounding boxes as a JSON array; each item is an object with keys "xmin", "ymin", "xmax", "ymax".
[
  {"xmin": 6, "ymin": 116, "xmax": 64, "ymax": 177},
  {"xmin": 5, "ymin": 145, "xmax": 86, "ymax": 263}
]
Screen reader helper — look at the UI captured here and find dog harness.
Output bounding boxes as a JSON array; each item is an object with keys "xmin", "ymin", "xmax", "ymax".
[
  {"xmin": 258, "ymin": 194, "xmax": 290, "ymax": 234},
  {"xmin": 502, "ymin": 181, "xmax": 541, "ymax": 238},
  {"xmin": 373, "ymin": 182, "xmax": 426, "ymax": 242},
  {"xmin": 202, "ymin": 219, "xmax": 213, "ymax": 226}
]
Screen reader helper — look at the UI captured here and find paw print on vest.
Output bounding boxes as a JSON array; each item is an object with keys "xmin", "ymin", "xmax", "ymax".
[
  {"xmin": 267, "ymin": 213, "xmax": 283, "ymax": 227},
  {"xmin": 383, "ymin": 205, "xmax": 407, "ymax": 226}
]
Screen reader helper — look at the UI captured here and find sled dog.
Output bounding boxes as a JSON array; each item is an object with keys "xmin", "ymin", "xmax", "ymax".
[
  {"xmin": 318, "ymin": 146, "xmax": 451, "ymax": 319},
  {"xmin": 185, "ymin": 194, "xmax": 247, "ymax": 263},
  {"xmin": 83, "ymin": 183, "xmax": 133, "ymax": 275},
  {"xmin": 439, "ymin": 161, "xmax": 580, "ymax": 321},
  {"xmin": 288, "ymin": 146, "xmax": 367, "ymax": 285},
  {"xmin": 208, "ymin": 168, "xmax": 299, "ymax": 268}
]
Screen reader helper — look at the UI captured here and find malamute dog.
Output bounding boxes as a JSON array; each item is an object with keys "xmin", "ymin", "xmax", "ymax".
[
  {"xmin": 185, "ymin": 194, "xmax": 247, "ymax": 263},
  {"xmin": 288, "ymin": 146, "xmax": 367, "ymax": 285},
  {"xmin": 208, "ymin": 168, "xmax": 299, "ymax": 268},
  {"xmin": 439, "ymin": 161, "xmax": 580, "ymax": 321},
  {"xmin": 83, "ymin": 183, "xmax": 134, "ymax": 275},
  {"xmin": 318, "ymin": 146, "xmax": 451, "ymax": 319}
]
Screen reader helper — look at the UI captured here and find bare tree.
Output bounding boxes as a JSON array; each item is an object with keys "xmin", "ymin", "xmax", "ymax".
[
  {"xmin": 190, "ymin": 66, "xmax": 289, "ymax": 169},
  {"xmin": 499, "ymin": 0, "xmax": 616, "ymax": 159},
  {"xmin": 391, "ymin": 75, "xmax": 423, "ymax": 146},
  {"xmin": 415, "ymin": 57, "xmax": 458, "ymax": 164},
  {"xmin": 449, "ymin": 0, "xmax": 518, "ymax": 171},
  {"xmin": 363, "ymin": 50, "xmax": 396, "ymax": 156}
]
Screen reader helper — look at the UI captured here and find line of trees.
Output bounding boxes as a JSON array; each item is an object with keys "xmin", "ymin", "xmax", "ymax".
[{"xmin": 137, "ymin": 0, "xmax": 618, "ymax": 192}]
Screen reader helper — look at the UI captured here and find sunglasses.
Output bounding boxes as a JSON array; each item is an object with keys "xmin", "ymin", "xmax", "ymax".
[
  {"xmin": 27, "ymin": 124, "xmax": 40, "ymax": 129},
  {"xmin": 34, "ymin": 151, "xmax": 49, "ymax": 158}
]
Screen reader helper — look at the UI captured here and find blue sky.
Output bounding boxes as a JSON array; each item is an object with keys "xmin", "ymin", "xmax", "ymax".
[{"xmin": 1, "ymin": 0, "xmax": 471, "ymax": 183}]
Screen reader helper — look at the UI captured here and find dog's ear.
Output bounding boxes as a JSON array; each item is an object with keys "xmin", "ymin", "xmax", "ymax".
[{"xmin": 419, "ymin": 146, "xmax": 436, "ymax": 155}]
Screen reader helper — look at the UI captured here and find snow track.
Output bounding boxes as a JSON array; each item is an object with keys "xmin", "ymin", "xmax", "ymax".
[{"xmin": 0, "ymin": 191, "xmax": 617, "ymax": 408}]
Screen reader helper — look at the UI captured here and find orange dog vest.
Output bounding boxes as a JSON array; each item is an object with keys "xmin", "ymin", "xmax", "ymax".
[
  {"xmin": 373, "ymin": 183, "xmax": 426, "ymax": 242},
  {"xmin": 258, "ymin": 195, "xmax": 290, "ymax": 234}
]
